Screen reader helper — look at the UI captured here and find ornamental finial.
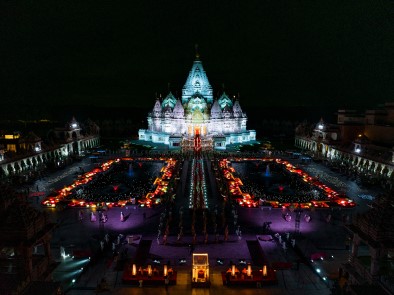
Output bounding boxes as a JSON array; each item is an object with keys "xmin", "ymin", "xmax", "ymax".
[{"xmin": 195, "ymin": 44, "xmax": 200, "ymax": 59}]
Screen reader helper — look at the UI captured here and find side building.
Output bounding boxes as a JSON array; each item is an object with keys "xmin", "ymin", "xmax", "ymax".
[
  {"xmin": 0, "ymin": 184, "xmax": 59, "ymax": 294},
  {"xmin": 0, "ymin": 117, "xmax": 100, "ymax": 178},
  {"xmin": 295, "ymin": 103, "xmax": 394, "ymax": 189},
  {"xmin": 343, "ymin": 194, "xmax": 394, "ymax": 294}
]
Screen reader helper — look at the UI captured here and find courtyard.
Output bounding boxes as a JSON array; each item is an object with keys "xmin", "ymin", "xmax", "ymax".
[{"xmin": 24, "ymin": 152, "xmax": 381, "ymax": 294}]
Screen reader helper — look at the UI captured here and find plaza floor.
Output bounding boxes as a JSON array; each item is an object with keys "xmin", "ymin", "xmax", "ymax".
[{"xmin": 25, "ymin": 154, "xmax": 381, "ymax": 295}]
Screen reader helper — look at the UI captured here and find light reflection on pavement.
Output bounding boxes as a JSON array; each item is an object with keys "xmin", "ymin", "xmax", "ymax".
[{"xmin": 24, "ymin": 155, "xmax": 386, "ymax": 295}]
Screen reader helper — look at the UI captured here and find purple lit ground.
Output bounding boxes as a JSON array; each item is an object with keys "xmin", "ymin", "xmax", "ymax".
[{"xmin": 27, "ymin": 155, "xmax": 380, "ymax": 294}]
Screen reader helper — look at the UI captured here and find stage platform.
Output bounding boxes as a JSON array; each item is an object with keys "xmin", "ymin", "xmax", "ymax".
[
  {"xmin": 122, "ymin": 268, "xmax": 177, "ymax": 286},
  {"xmin": 221, "ymin": 270, "xmax": 278, "ymax": 287}
]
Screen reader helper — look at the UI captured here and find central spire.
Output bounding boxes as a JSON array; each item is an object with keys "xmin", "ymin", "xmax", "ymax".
[{"xmin": 182, "ymin": 50, "xmax": 213, "ymax": 105}]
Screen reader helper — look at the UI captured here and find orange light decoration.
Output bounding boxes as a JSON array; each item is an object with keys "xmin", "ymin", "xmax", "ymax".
[
  {"xmin": 219, "ymin": 158, "xmax": 355, "ymax": 209},
  {"xmin": 148, "ymin": 265, "xmax": 152, "ymax": 276},
  {"xmin": 164, "ymin": 264, "xmax": 168, "ymax": 276},
  {"xmin": 132, "ymin": 264, "xmax": 137, "ymax": 276},
  {"xmin": 138, "ymin": 158, "xmax": 177, "ymax": 207},
  {"xmin": 41, "ymin": 157, "xmax": 179, "ymax": 209}
]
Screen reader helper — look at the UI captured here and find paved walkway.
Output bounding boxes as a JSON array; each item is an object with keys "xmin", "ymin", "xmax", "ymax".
[{"xmin": 25, "ymin": 154, "xmax": 383, "ymax": 294}]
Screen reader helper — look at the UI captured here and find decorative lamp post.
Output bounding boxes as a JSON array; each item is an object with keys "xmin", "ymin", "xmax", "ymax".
[
  {"xmin": 263, "ymin": 265, "xmax": 267, "ymax": 277},
  {"xmin": 132, "ymin": 264, "xmax": 137, "ymax": 276},
  {"xmin": 247, "ymin": 263, "xmax": 252, "ymax": 276},
  {"xmin": 164, "ymin": 264, "xmax": 168, "ymax": 276},
  {"xmin": 148, "ymin": 265, "xmax": 152, "ymax": 276}
]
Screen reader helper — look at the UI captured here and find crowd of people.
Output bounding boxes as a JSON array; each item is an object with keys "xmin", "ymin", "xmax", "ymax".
[
  {"xmin": 65, "ymin": 161, "xmax": 164, "ymax": 203},
  {"xmin": 231, "ymin": 162, "xmax": 329, "ymax": 204}
]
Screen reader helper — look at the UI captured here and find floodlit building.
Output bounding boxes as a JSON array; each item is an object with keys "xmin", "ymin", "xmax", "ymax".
[
  {"xmin": 138, "ymin": 54, "xmax": 256, "ymax": 150},
  {"xmin": 0, "ymin": 117, "xmax": 100, "ymax": 177},
  {"xmin": 295, "ymin": 103, "xmax": 394, "ymax": 188}
]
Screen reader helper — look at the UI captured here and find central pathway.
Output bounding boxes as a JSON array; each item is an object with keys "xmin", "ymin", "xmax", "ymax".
[{"xmin": 26, "ymin": 152, "xmax": 334, "ymax": 294}]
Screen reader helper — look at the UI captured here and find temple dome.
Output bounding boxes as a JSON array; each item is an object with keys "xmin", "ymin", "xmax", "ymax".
[
  {"xmin": 182, "ymin": 59, "xmax": 213, "ymax": 104},
  {"xmin": 173, "ymin": 99, "xmax": 185, "ymax": 119},
  {"xmin": 186, "ymin": 93, "xmax": 208, "ymax": 114},
  {"xmin": 138, "ymin": 53, "xmax": 256, "ymax": 148},
  {"xmin": 218, "ymin": 92, "xmax": 233, "ymax": 110},
  {"xmin": 233, "ymin": 99, "xmax": 243, "ymax": 118},
  {"xmin": 152, "ymin": 99, "xmax": 162, "ymax": 117},
  {"xmin": 211, "ymin": 99, "xmax": 222, "ymax": 119},
  {"xmin": 162, "ymin": 92, "xmax": 177, "ymax": 110}
]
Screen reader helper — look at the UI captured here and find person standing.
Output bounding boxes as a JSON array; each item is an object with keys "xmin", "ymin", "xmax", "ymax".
[{"xmin": 164, "ymin": 276, "xmax": 169, "ymax": 292}]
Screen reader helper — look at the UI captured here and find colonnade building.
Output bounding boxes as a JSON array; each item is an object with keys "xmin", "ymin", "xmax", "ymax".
[
  {"xmin": 0, "ymin": 117, "xmax": 100, "ymax": 177},
  {"xmin": 295, "ymin": 103, "xmax": 394, "ymax": 187}
]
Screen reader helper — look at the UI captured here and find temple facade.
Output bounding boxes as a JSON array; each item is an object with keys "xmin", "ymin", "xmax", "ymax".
[{"xmin": 138, "ymin": 55, "xmax": 256, "ymax": 150}]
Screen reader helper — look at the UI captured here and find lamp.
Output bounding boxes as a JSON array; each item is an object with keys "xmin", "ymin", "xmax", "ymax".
[
  {"xmin": 247, "ymin": 263, "xmax": 251, "ymax": 276},
  {"xmin": 132, "ymin": 264, "xmax": 136, "ymax": 276},
  {"xmin": 164, "ymin": 264, "xmax": 168, "ymax": 276},
  {"xmin": 148, "ymin": 265, "xmax": 152, "ymax": 276},
  {"xmin": 231, "ymin": 264, "xmax": 235, "ymax": 276},
  {"xmin": 263, "ymin": 265, "xmax": 267, "ymax": 277}
]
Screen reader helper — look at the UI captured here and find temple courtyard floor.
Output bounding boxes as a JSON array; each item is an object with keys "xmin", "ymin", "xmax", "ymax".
[{"xmin": 24, "ymin": 154, "xmax": 379, "ymax": 294}]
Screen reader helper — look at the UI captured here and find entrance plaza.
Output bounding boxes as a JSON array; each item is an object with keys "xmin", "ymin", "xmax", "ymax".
[{"xmin": 25, "ymin": 151, "xmax": 382, "ymax": 295}]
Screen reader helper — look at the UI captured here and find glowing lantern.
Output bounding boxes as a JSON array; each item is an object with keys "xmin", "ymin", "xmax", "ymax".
[
  {"xmin": 247, "ymin": 263, "xmax": 251, "ymax": 276},
  {"xmin": 148, "ymin": 265, "xmax": 152, "ymax": 276},
  {"xmin": 132, "ymin": 264, "xmax": 137, "ymax": 276},
  {"xmin": 164, "ymin": 264, "xmax": 168, "ymax": 276},
  {"xmin": 263, "ymin": 265, "xmax": 267, "ymax": 277},
  {"xmin": 231, "ymin": 264, "xmax": 235, "ymax": 276}
]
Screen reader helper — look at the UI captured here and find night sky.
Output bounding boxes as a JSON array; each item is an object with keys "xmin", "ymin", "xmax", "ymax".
[{"xmin": 2, "ymin": 0, "xmax": 394, "ymax": 118}]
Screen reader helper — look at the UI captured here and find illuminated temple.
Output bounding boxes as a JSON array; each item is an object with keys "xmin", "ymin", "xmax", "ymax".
[{"xmin": 138, "ymin": 54, "xmax": 256, "ymax": 150}]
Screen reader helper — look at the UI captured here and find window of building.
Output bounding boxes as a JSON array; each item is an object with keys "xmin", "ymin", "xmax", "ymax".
[{"xmin": 7, "ymin": 144, "xmax": 16, "ymax": 152}]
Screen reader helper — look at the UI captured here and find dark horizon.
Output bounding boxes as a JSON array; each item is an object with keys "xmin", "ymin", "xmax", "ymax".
[{"xmin": 2, "ymin": 1, "xmax": 394, "ymax": 116}]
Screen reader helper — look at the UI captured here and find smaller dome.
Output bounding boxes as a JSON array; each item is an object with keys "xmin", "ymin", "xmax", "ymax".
[
  {"xmin": 233, "ymin": 100, "xmax": 243, "ymax": 118},
  {"xmin": 173, "ymin": 99, "xmax": 185, "ymax": 119},
  {"xmin": 152, "ymin": 99, "xmax": 162, "ymax": 118},
  {"xmin": 211, "ymin": 99, "xmax": 222, "ymax": 119},
  {"xmin": 218, "ymin": 92, "xmax": 233, "ymax": 110},
  {"xmin": 162, "ymin": 92, "xmax": 177, "ymax": 110}
]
